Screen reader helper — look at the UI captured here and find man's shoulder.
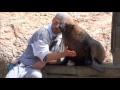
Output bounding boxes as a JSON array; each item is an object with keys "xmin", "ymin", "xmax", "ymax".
[{"xmin": 34, "ymin": 26, "xmax": 48, "ymax": 34}]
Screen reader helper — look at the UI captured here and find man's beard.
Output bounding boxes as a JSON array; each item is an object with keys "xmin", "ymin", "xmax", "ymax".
[
  {"xmin": 53, "ymin": 27, "xmax": 59, "ymax": 31},
  {"xmin": 52, "ymin": 27, "xmax": 61, "ymax": 33}
]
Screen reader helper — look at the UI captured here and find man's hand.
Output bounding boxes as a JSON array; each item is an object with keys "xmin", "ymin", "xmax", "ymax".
[
  {"xmin": 47, "ymin": 59, "xmax": 60, "ymax": 64},
  {"xmin": 64, "ymin": 47, "xmax": 76, "ymax": 57},
  {"xmin": 32, "ymin": 60, "xmax": 46, "ymax": 69},
  {"xmin": 43, "ymin": 46, "xmax": 76, "ymax": 64}
]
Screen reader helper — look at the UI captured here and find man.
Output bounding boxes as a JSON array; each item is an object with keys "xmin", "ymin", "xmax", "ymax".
[{"xmin": 6, "ymin": 12, "xmax": 76, "ymax": 78}]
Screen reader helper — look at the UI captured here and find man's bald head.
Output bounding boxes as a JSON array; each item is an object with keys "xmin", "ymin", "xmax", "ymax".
[
  {"xmin": 54, "ymin": 12, "xmax": 71, "ymax": 21},
  {"xmin": 52, "ymin": 12, "xmax": 71, "ymax": 34}
]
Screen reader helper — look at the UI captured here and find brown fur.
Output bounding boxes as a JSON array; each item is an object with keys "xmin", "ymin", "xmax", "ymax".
[{"xmin": 59, "ymin": 18, "xmax": 106, "ymax": 71}]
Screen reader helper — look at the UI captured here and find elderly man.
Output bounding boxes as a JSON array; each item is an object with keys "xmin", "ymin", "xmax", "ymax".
[{"xmin": 6, "ymin": 12, "xmax": 76, "ymax": 78}]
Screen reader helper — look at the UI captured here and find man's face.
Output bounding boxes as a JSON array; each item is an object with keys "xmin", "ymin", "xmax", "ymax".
[{"xmin": 52, "ymin": 18, "xmax": 61, "ymax": 34}]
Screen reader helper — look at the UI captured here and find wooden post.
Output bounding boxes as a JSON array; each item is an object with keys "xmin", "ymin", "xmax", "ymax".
[{"xmin": 111, "ymin": 12, "xmax": 120, "ymax": 65}]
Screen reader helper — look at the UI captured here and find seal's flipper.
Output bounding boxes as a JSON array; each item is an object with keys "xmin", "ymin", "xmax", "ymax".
[{"xmin": 89, "ymin": 61, "xmax": 105, "ymax": 72}]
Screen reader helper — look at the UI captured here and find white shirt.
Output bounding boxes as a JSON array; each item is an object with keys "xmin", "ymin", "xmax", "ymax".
[{"xmin": 31, "ymin": 24, "xmax": 62, "ymax": 62}]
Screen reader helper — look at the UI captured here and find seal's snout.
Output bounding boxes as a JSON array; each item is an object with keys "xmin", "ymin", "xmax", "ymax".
[{"xmin": 59, "ymin": 22, "xmax": 66, "ymax": 32}]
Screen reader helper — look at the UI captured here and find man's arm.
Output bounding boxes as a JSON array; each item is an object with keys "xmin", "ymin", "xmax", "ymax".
[
  {"xmin": 32, "ymin": 47, "xmax": 76, "ymax": 69},
  {"xmin": 46, "ymin": 47, "xmax": 76, "ymax": 63},
  {"xmin": 32, "ymin": 60, "xmax": 47, "ymax": 69}
]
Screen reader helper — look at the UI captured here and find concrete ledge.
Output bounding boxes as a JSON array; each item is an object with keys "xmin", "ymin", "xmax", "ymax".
[{"xmin": 42, "ymin": 63, "xmax": 120, "ymax": 78}]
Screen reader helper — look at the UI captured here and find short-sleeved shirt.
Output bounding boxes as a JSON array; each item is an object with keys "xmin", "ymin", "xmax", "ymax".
[{"xmin": 18, "ymin": 24, "xmax": 62, "ymax": 66}]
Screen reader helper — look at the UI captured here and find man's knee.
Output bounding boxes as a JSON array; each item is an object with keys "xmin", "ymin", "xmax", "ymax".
[
  {"xmin": 24, "ymin": 70, "xmax": 42, "ymax": 78},
  {"xmin": 30, "ymin": 71, "xmax": 42, "ymax": 78}
]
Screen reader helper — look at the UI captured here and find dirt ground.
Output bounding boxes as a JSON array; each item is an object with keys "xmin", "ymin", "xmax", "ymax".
[{"xmin": 0, "ymin": 12, "xmax": 113, "ymax": 63}]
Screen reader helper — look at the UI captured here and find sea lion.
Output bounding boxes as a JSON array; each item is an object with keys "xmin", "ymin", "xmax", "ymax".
[{"xmin": 57, "ymin": 18, "xmax": 106, "ymax": 72}]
